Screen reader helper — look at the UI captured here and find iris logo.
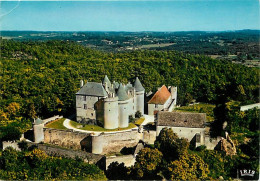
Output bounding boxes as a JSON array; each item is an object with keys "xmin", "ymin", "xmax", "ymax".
[{"xmin": 240, "ymin": 169, "xmax": 255, "ymax": 177}]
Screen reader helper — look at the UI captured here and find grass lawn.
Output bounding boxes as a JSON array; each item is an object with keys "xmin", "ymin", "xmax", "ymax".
[
  {"xmin": 135, "ymin": 117, "xmax": 145, "ymax": 126},
  {"xmin": 174, "ymin": 103, "xmax": 215, "ymax": 122},
  {"xmin": 69, "ymin": 120, "xmax": 137, "ymax": 132},
  {"xmin": 45, "ymin": 118, "xmax": 67, "ymax": 130}
]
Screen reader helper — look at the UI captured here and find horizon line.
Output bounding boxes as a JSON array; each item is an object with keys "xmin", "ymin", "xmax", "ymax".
[{"xmin": 1, "ymin": 29, "xmax": 260, "ymax": 33}]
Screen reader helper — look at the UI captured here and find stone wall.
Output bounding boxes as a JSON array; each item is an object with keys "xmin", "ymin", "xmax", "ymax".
[
  {"xmin": 148, "ymin": 104, "xmax": 164, "ymax": 115},
  {"xmin": 43, "ymin": 128, "xmax": 91, "ymax": 151},
  {"xmin": 37, "ymin": 144, "xmax": 104, "ymax": 165},
  {"xmin": 157, "ymin": 126, "xmax": 205, "ymax": 144},
  {"xmin": 2, "ymin": 141, "xmax": 21, "ymax": 151},
  {"xmin": 76, "ymin": 95, "xmax": 99, "ymax": 122},
  {"xmin": 143, "ymin": 130, "xmax": 156, "ymax": 144},
  {"xmin": 106, "ymin": 155, "xmax": 135, "ymax": 169},
  {"xmin": 204, "ymin": 135, "xmax": 221, "ymax": 150},
  {"xmin": 100, "ymin": 129, "xmax": 142, "ymax": 154},
  {"xmin": 43, "ymin": 128, "xmax": 142, "ymax": 155}
]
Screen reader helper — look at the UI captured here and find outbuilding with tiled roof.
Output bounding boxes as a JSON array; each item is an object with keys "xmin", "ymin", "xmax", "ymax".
[
  {"xmin": 147, "ymin": 85, "xmax": 177, "ymax": 115},
  {"xmin": 156, "ymin": 111, "xmax": 206, "ymax": 147}
]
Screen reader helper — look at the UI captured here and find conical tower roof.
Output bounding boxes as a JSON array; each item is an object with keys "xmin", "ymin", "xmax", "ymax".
[
  {"xmin": 103, "ymin": 75, "xmax": 111, "ymax": 87},
  {"xmin": 35, "ymin": 118, "xmax": 43, "ymax": 125},
  {"xmin": 117, "ymin": 83, "xmax": 129, "ymax": 101},
  {"xmin": 134, "ymin": 77, "xmax": 145, "ymax": 92}
]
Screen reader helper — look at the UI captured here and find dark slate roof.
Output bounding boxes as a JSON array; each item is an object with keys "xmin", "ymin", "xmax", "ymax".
[
  {"xmin": 134, "ymin": 77, "xmax": 145, "ymax": 92},
  {"xmin": 148, "ymin": 85, "xmax": 171, "ymax": 104},
  {"xmin": 157, "ymin": 111, "xmax": 206, "ymax": 128},
  {"xmin": 125, "ymin": 83, "xmax": 134, "ymax": 92},
  {"xmin": 76, "ymin": 82, "xmax": 108, "ymax": 97},
  {"xmin": 103, "ymin": 75, "xmax": 111, "ymax": 87},
  {"xmin": 117, "ymin": 84, "xmax": 129, "ymax": 101},
  {"xmin": 113, "ymin": 82, "xmax": 119, "ymax": 89}
]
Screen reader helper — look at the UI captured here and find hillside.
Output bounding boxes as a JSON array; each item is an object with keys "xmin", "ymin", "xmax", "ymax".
[{"xmin": 0, "ymin": 40, "xmax": 258, "ymax": 119}]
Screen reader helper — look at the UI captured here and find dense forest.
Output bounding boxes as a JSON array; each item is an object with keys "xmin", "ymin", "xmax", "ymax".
[
  {"xmin": 0, "ymin": 147, "xmax": 106, "ymax": 180},
  {"xmin": 0, "ymin": 40, "xmax": 258, "ymax": 119},
  {"xmin": 0, "ymin": 39, "xmax": 259, "ymax": 180}
]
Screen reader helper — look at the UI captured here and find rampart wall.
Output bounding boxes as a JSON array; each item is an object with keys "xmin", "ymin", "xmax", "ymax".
[
  {"xmin": 100, "ymin": 129, "xmax": 142, "ymax": 154},
  {"xmin": 43, "ymin": 128, "xmax": 91, "ymax": 151},
  {"xmin": 43, "ymin": 128, "xmax": 142, "ymax": 155},
  {"xmin": 106, "ymin": 155, "xmax": 135, "ymax": 169}
]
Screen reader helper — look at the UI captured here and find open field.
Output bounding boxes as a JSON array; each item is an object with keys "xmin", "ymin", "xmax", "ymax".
[{"xmin": 138, "ymin": 43, "xmax": 175, "ymax": 49}]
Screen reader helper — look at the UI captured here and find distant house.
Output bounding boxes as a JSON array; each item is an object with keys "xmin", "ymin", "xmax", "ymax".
[
  {"xmin": 156, "ymin": 111, "xmax": 206, "ymax": 147},
  {"xmin": 147, "ymin": 85, "xmax": 177, "ymax": 115}
]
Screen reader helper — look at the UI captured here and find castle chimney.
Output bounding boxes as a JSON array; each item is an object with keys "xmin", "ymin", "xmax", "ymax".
[{"xmin": 80, "ymin": 80, "xmax": 84, "ymax": 88}]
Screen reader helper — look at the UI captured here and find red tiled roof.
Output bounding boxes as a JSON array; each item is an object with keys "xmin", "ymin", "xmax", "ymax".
[{"xmin": 148, "ymin": 85, "xmax": 171, "ymax": 105}]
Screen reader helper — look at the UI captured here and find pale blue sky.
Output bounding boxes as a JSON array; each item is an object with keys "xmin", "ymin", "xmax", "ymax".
[{"xmin": 0, "ymin": 0, "xmax": 259, "ymax": 31}]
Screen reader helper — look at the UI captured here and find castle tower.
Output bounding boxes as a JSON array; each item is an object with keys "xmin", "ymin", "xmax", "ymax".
[
  {"xmin": 33, "ymin": 118, "xmax": 44, "ymax": 143},
  {"xmin": 170, "ymin": 86, "xmax": 177, "ymax": 106},
  {"xmin": 117, "ymin": 83, "xmax": 130, "ymax": 128},
  {"xmin": 92, "ymin": 135, "xmax": 103, "ymax": 154},
  {"xmin": 104, "ymin": 94, "xmax": 119, "ymax": 129},
  {"xmin": 134, "ymin": 77, "xmax": 145, "ymax": 115}
]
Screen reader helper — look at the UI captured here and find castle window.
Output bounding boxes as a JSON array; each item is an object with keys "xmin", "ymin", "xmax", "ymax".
[
  {"xmin": 84, "ymin": 104, "xmax": 87, "ymax": 109},
  {"xmin": 83, "ymin": 96, "xmax": 86, "ymax": 101},
  {"xmin": 91, "ymin": 113, "xmax": 93, "ymax": 116},
  {"xmin": 155, "ymin": 104, "xmax": 158, "ymax": 108}
]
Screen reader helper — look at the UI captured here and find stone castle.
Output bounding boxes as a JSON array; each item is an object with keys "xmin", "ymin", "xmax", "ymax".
[
  {"xmin": 76, "ymin": 75, "xmax": 177, "ymax": 129},
  {"xmin": 76, "ymin": 76, "xmax": 145, "ymax": 129}
]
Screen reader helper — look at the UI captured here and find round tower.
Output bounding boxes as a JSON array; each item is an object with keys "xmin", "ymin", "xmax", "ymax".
[
  {"xmin": 104, "ymin": 94, "xmax": 119, "ymax": 129},
  {"xmin": 91, "ymin": 134, "xmax": 103, "ymax": 154},
  {"xmin": 134, "ymin": 77, "xmax": 145, "ymax": 115},
  {"xmin": 117, "ymin": 83, "xmax": 130, "ymax": 128},
  {"xmin": 33, "ymin": 118, "xmax": 44, "ymax": 143}
]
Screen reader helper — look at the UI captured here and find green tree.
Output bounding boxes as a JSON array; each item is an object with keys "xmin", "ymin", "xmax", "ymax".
[
  {"xmin": 154, "ymin": 128, "xmax": 189, "ymax": 161},
  {"xmin": 133, "ymin": 147, "xmax": 163, "ymax": 179},
  {"xmin": 165, "ymin": 153, "xmax": 209, "ymax": 180},
  {"xmin": 105, "ymin": 162, "xmax": 128, "ymax": 180}
]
